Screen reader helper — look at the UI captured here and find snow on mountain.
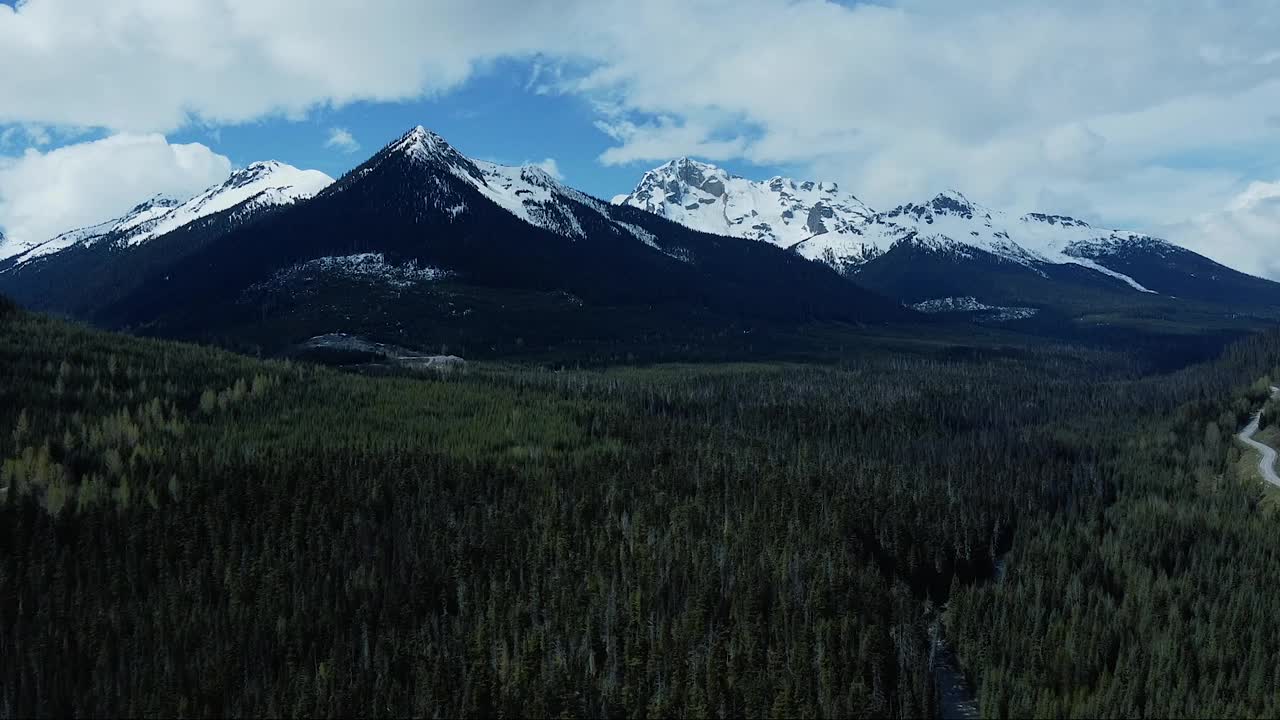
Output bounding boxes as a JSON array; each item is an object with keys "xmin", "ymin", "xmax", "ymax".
[
  {"xmin": 912, "ymin": 296, "xmax": 1038, "ymax": 321},
  {"xmin": 359, "ymin": 126, "xmax": 659, "ymax": 247},
  {"xmin": 618, "ymin": 161, "xmax": 1169, "ymax": 292},
  {"xmin": 246, "ymin": 253, "xmax": 450, "ymax": 299},
  {"xmin": 289, "ymin": 253, "xmax": 449, "ymax": 286},
  {"xmin": 0, "ymin": 161, "xmax": 333, "ymax": 266},
  {"xmin": 127, "ymin": 161, "xmax": 332, "ymax": 245},
  {"xmin": 853, "ymin": 192, "xmax": 1158, "ymax": 292},
  {"xmin": 0, "ymin": 195, "xmax": 182, "ymax": 265},
  {"xmin": 614, "ymin": 157, "xmax": 877, "ymax": 261}
]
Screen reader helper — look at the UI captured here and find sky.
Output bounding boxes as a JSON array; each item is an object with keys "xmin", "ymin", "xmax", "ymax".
[{"xmin": 1, "ymin": 0, "xmax": 1279, "ymax": 278}]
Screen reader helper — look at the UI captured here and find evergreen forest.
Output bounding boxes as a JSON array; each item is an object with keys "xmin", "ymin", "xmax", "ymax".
[{"xmin": 4, "ymin": 299, "xmax": 1280, "ymax": 718}]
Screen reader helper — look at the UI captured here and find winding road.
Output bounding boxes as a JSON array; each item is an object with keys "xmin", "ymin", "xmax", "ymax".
[
  {"xmin": 1237, "ymin": 386, "xmax": 1280, "ymax": 489},
  {"xmin": 927, "ymin": 392, "xmax": 1280, "ymax": 720}
]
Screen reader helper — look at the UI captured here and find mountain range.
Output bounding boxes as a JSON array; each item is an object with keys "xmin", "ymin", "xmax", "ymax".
[
  {"xmin": 615, "ymin": 158, "xmax": 1280, "ymax": 310},
  {"xmin": 0, "ymin": 126, "xmax": 1276, "ymax": 361},
  {"xmin": 0, "ymin": 128, "xmax": 910, "ymax": 359}
]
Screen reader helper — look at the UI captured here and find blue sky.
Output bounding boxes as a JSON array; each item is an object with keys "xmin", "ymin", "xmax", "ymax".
[
  {"xmin": 158, "ymin": 61, "xmax": 787, "ymax": 201},
  {"xmin": 1, "ymin": 0, "xmax": 1279, "ymax": 278}
]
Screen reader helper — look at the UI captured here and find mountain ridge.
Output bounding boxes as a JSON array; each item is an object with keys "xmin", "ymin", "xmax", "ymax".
[
  {"xmin": 615, "ymin": 157, "xmax": 1280, "ymax": 309},
  {"xmin": 0, "ymin": 161, "xmax": 333, "ymax": 267},
  {"xmin": 4, "ymin": 127, "xmax": 1276, "ymax": 361},
  {"xmin": 0, "ymin": 126, "xmax": 915, "ymax": 358}
]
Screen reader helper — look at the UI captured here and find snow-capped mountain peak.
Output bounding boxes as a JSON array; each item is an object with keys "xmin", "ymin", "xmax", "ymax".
[
  {"xmin": 884, "ymin": 191, "xmax": 993, "ymax": 226},
  {"xmin": 930, "ymin": 190, "xmax": 983, "ymax": 215},
  {"xmin": 620, "ymin": 159, "xmax": 1180, "ymax": 293},
  {"xmin": 388, "ymin": 125, "xmax": 472, "ymax": 170},
  {"xmin": 0, "ymin": 161, "xmax": 333, "ymax": 266},
  {"xmin": 398, "ymin": 125, "xmax": 437, "ymax": 149},
  {"xmin": 662, "ymin": 156, "xmax": 723, "ymax": 184},
  {"xmin": 614, "ymin": 158, "xmax": 875, "ymax": 255},
  {"xmin": 142, "ymin": 161, "xmax": 332, "ymax": 243},
  {"xmin": 338, "ymin": 124, "xmax": 670, "ymax": 247}
]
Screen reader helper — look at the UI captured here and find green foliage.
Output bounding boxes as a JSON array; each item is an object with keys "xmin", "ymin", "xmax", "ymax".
[
  {"xmin": 946, "ymin": 341, "xmax": 1280, "ymax": 718},
  {"xmin": 2, "ymin": 306, "xmax": 1280, "ymax": 717}
]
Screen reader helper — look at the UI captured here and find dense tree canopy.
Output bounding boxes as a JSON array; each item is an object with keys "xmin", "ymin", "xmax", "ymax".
[{"xmin": 2, "ymin": 307, "xmax": 1279, "ymax": 717}]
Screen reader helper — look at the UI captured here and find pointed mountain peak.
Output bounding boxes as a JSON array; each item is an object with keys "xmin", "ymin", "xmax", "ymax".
[
  {"xmin": 366, "ymin": 124, "xmax": 490, "ymax": 187},
  {"xmin": 933, "ymin": 188, "xmax": 972, "ymax": 204},
  {"xmin": 635, "ymin": 157, "xmax": 733, "ymax": 200},
  {"xmin": 389, "ymin": 124, "xmax": 454, "ymax": 159},
  {"xmin": 637, "ymin": 157, "xmax": 709, "ymax": 183},
  {"xmin": 389, "ymin": 125, "xmax": 430, "ymax": 145},
  {"xmin": 646, "ymin": 157, "xmax": 729, "ymax": 178},
  {"xmin": 925, "ymin": 189, "xmax": 984, "ymax": 217}
]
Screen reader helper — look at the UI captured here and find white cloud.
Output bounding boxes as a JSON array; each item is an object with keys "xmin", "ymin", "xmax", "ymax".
[
  {"xmin": 532, "ymin": 158, "xmax": 563, "ymax": 180},
  {"xmin": 325, "ymin": 127, "xmax": 360, "ymax": 153},
  {"xmin": 595, "ymin": 117, "xmax": 748, "ymax": 166},
  {"xmin": 0, "ymin": 0, "xmax": 575, "ymax": 132},
  {"xmin": 555, "ymin": 1, "xmax": 1280, "ymax": 215},
  {"xmin": 0, "ymin": 134, "xmax": 230, "ymax": 248},
  {"xmin": 1163, "ymin": 181, "xmax": 1280, "ymax": 281}
]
